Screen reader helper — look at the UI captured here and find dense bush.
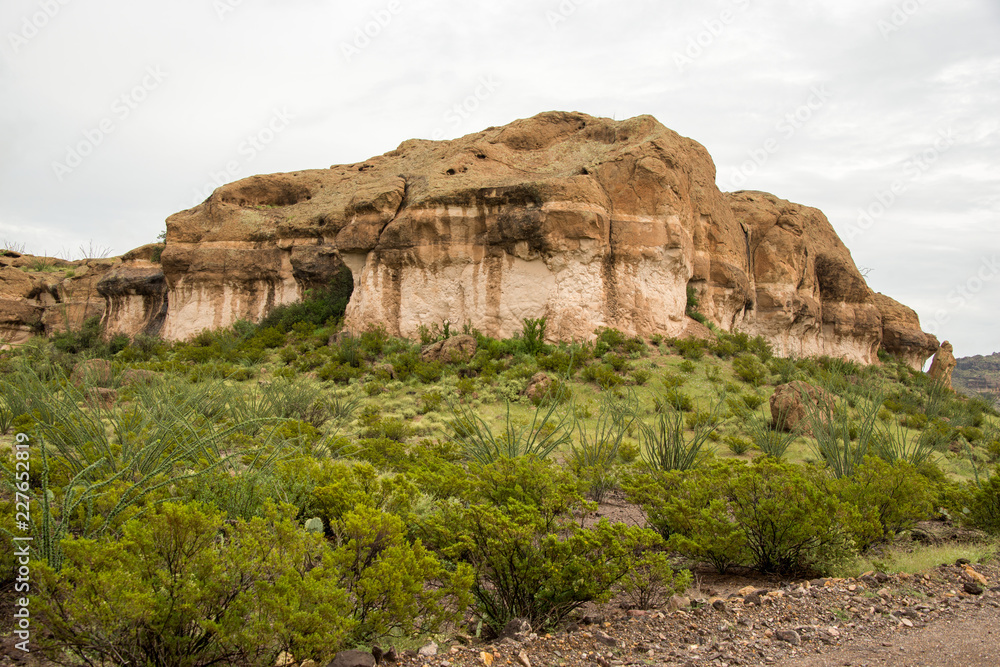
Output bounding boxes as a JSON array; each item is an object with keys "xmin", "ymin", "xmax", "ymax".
[
  {"xmin": 832, "ymin": 457, "xmax": 934, "ymax": 550},
  {"xmin": 422, "ymin": 457, "xmax": 667, "ymax": 634},
  {"xmin": 626, "ymin": 460, "xmax": 856, "ymax": 575},
  {"xmin": 36, "ymin": 502, "xmax": 353, "ymax": 666},
  {"xmin": 969, "ymin": 467, "xmax": 1000, "ymax": 535}
]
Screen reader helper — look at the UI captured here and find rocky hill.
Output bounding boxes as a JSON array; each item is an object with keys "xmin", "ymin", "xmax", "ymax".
[
  {"xmin": 1, "ymin": 112, "xmax": 943, "ymax": 368},
  {"xmin": 954, "ymin": 352, "xmax": 1000, "ymax": 406}
]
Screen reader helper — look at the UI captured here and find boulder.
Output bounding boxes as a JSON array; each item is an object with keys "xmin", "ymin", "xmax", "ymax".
[
  {"xmin": 500, "ymin": 618, "xmax": 532, "ymax": 641},
  {"xmin": 326, "ymin": 650, "xmax": 376, "ymax": 667},
  {"xmin": 524, "ymin": 372, "xmax": 552, "ymax": 401},
  {"xmin": 928, "ymin": 341, "xmax": 957, "ymax": 389},
  {"xmin": 84, "ymin": 387, "xmax": 118, "ymax": 410},
  {"xmin": 71, "ymin": 359, "xmax": 114, "ymax": 388},
  {"xmin": 770, "ymin": 381, "xmax": 834, "ymax": 433},
  {"xmin": 120, "ymin": 368, "xmax": 160, "ymax": 387},
  {"xmin": 420, "ymin": 334, "xmax": 477, "ymax": 363}
]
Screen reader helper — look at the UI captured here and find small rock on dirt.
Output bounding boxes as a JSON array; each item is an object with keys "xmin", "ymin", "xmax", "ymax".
[
  {"xmin": 775, "ymin": 630, "xmax": 801, "ymax": 646},
  {"xmin": 327, "ymin": 650, "xmax": 376, "ymax": 667},
  {"xmin": 963, "ymin": 581, "xmax": 985, "ymax": 596}
]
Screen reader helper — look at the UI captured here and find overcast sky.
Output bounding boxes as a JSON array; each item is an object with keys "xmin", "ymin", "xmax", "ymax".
[{"xmin": 1, "ymin": 0, "xmax": 997, "ymax": 356}]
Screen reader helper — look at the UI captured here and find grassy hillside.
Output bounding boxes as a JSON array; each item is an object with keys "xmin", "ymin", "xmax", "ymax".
[{"xmin": 1, "ymin": 296, "xmax": 998, "ymax": 665}]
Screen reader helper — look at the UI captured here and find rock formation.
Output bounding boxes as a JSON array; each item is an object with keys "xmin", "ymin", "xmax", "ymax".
[
  {"xmin": 4, "ymin": 112, "xmax": 940, "ymax": 368},
  {"xmin": 928, "ymin": 341, "xmax": 958, "ymax": 389},
  {"xmin": 870, "ymin": 293, "xmax": 940, "ymax": 370},
  {"xmin": 97, "ymin": 244, "xmax": 169, "ymax": 339},
  {"xmin": 0, "ymin": 252, "xmax": 114, "ymax": 344}
]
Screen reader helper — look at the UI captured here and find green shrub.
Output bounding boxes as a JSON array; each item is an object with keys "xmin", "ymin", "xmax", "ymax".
[
  {"xmin": 519, "ymin": 317, "xmax": 549, "ymax": 355},
  {"xmin": 630, "ymin": 368, "xmax": 651, "ymax": 386},
  {"xmin": 363, "ymin": 381, "xmax": 385, "ymax": 397},
  {"xmin": 672, "ymin": 338, "xmax": 705, "ymax": 361},
  {"xmin": 727, "ymin": 459, "xmax": 854, "ymax": 574},
  {"xmin": 616, "ymin": 551, "xmax": 692, "ymax": 610},
  {"xmin": 450, "ymin": 396, "xmax": 575, "ymax": 464},
  {"xmin": 537, "ymin": 349, "xmax": 576, "ymax": 376},
  {"xmin": 471, "ymin": 456, "xmax": 588, "ymax": 527},
  {"xmin": 603, "ymin": 352, "xmax": 628, "ymax": 372},
  {"xmin": 414, "ymin": 361, "xmax": 444, "ymax": 384},
  {"xmin": 420, "ymin": 390, "xmax": 444, "ymax": 414},
  {"xmin": 311, "ymin": 462, "xmax": 418, "ymax": 527},
  {"xmin": 641, "ymin": 397, "xmax": 724, "ymax": 472},
  {"xmin": 35, "ymin": 502, "xmax": 353, "ymax": 666},
  {"xmin": 969, "ymin": 467, "xmax": 1000, "ymax": 535},
  {"xmin": 595, "ymin": 327, "xmax": 627, "ymax": 353},
  {"xmin": 328, "ymin": 506, "xmax": 472, "ymax": 642},
  {"xmin": 733, "ymin": 353, "xmax": 768, "ymax": 386},
  {"xmin": 456, "ymin": 377, "xmax": 476, "ymax": 397},
  {"xmin": 624, "ymin": 464, "xmax": 747, "ymax": 573},
  {"xmin": 833, "ymin": 457, "xmax": 934, "ymax": 550},
  {"xmin": 317, "ymin": 361, "xmax": 360, "ymax": 384},
  {"xmin": 51, "ymin": 316, "xmax": 105, "ymax": 355},
  {"xmin": 580, "ymin": 362, "xmax": 622, "ymax": 389},
  {"xmin": 725, "ymin": 435, "xmax": 752, "ymax": 455},
  {"xmin": 711, "ymin": 331, "xmax": 773, "ymax": 362},
  {"xmin": 654, "ymin": 388, "xmax": 693, "ymax": 413},
  {"xmin": 433, "ymin": 501, "xmax": 664, "ymax": 634},
  {"xmin": 626, "ymin": 460, "xmax": 856, "ymax": 575},
  {"xmin": 571, "ymin": 391, "xmax": 638, "ymax": 502}
]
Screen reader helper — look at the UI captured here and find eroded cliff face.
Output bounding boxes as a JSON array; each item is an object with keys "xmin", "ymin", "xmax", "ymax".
[
  {"xmin": 155, "ymin": 111, "xmax": 937, "ymax": 366},
  {"xmin": 0, "ymin": 253, "xmax": 113, "ymax": 344},
  {"xmin": 97, "ymin": 244, "xmax": 169, "ymax": 339}
]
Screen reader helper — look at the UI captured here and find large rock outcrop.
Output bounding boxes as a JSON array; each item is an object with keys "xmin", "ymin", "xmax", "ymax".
[
  {"xmin": 0, "ymin": 253, "xmax": 113, "ymax": 343},
  {"xmin": 147, "ymin": 111, "xmax": 937, "ymax": 366}
]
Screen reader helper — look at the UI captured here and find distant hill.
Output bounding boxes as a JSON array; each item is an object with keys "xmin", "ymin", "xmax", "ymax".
[{"xmin": 953, "ymin": 352, "xmax": 1000, "ymax": 407}]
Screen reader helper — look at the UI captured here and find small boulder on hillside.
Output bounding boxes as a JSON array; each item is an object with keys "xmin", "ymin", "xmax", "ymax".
[
  {"xmin": 120, "ymin": 368, "xmax": 160, "ymax": 387},
  {"xmin": 85, "ymin": 387, "xmax": 118, "ymax": 410},
  {"xmin": 524, "ymin": 372, "xmax": 552, "ymax": 401},
  {"xmin": 420, "ymin": 334, "xmax": 477, "ymax": 363},
  {"xmin": 769, "ymin": 381, "xmax": 834, "ymax": 433},
  {"xmin": 71, "ymin": 359, "xmax": 114, "ymax": 388}
]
